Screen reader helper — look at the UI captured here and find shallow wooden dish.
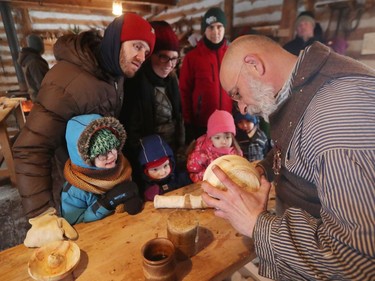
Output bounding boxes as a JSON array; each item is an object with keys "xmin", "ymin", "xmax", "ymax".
[
  {"xmin": 28, "ymin": 240, "xmax": 80, "ymax": 281},
  {"xmin": 203, "ymin": 155, "xmax": 260, "ymax": 192}
]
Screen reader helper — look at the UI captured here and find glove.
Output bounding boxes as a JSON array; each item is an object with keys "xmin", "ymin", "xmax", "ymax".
[
  {"xmin": 98, "ymin": 182, "xmax": 142, "ymax": 215},
  {"xmin": 24, "ymin": 207, "xmax": 78, "ymax": 248},
  {"xmin": 144, "ymin": 184, "xmax": 161, "ymax": 202}
]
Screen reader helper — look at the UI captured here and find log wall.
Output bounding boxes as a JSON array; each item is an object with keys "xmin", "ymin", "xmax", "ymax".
[{"xmin": 1, "ymin": 0, "xmax": 375, "ymax": 93}]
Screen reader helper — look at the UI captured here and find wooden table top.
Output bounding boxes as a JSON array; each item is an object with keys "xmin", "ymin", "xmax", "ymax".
[
  {"xmin": 0, "ymin": 183, "xmax": 255, "ymax": 281},
  {"xmin": 0, "ymin": 97, "xmax": 25, "ymax": 122}
]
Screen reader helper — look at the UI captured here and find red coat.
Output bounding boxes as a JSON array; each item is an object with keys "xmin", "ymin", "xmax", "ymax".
[
  {"xmin": 186, "ymin": 134, "xmax": 242, "ymax": 183},
  {"xmin": 179, "ymin": 39, "xmax": 233, "ymax": 128}
]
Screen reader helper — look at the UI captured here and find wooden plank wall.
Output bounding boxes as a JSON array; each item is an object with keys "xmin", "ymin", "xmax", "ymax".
[{"xmin": 1, "ymin": 0, "xmax": 375, "ymax": 93}]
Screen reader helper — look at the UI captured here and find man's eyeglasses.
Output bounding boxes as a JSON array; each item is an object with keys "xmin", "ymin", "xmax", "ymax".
[
  {"xmin": 97, "ymin": 148, "xmax": 117, "ymax": 161},
  {"xmin": 228, "ymin": 62, "xmax": 245, "ymax": 101},
  {"xmin": 157, "ymin": 54, "xmax": 180, "ymax": 65}
]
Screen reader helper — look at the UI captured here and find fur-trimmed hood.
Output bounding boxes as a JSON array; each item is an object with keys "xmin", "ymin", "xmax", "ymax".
[{"xmin": 66, "ymin": 114, "xmax": 126, "ymax": 169}]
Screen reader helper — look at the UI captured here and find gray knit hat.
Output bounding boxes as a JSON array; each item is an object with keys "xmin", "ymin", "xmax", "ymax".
[
  {"xmin": 295, "ymin": 11, "xmax": 316, "ymax": 28},
  {"xmin": 26, "ymin": 34, "xmax": 44, "ymax": 54},
  {"xmin": 201, "ymin": 7, "xmax": 227, "ymax": 33}
]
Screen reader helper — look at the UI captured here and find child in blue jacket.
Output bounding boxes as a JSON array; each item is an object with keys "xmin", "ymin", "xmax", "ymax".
[{"xmin": 61, "ymin": 114, "xmax": 142, "ymax": 224}]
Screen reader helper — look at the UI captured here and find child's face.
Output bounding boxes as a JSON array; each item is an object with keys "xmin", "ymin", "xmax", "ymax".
[
  {"xmin": 94, "ymin": 148, "xmax": 118, "ymax": 169},
  {"xmin": 147, "ymin": 159, "xmax": 171, "ymax": 180},
  {"xmin": 237, "ymin": 120, "xmax": 255, "ymax": 134},
  {"xmin": 210, "ymin": 132, "xmax": 233, "ymax": 148}
]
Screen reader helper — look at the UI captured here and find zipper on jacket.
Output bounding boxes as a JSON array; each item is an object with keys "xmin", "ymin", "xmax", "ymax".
[{"xmin": 216, "ymin": 50, "xmax": 222, "ymax": 109}]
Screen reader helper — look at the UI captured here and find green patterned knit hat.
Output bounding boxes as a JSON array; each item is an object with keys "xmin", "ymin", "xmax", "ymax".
[{"xmin": 89, "ymin": 129, "xmax": 120, "ymax": 160}]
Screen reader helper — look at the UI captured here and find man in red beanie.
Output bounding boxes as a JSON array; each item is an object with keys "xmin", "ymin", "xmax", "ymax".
[
  {"xmin": 13, "ymin": 13, "xmax": 155, "ymax": 220},
  {"xmin": 120, "ymin": 20, "xmax": 186, "ymax": 183}
]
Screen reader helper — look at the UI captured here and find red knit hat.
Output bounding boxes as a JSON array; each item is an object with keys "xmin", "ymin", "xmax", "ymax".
[
  {"xmin": 207, "ymin": 110, "xmax": 236, "ymax": 137},
  {"xmin": 150, "ymin": 21, "xmax": 179, "ymax": 53},
  {"xmin": 120, "ymin": 13, "xmax": 155, "ymax": 56}
]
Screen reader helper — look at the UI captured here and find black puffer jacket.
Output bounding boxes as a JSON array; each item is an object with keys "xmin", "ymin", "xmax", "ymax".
[{"xmin": 13, "ymin": 25, "xmax": 125, "ymax": 219}]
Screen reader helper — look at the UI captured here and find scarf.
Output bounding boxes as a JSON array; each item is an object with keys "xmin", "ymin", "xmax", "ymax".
[
  {"xmin": 64, "ymin": 154, "xmax": 132, "ymax": 194},
  {"xmin": 203, "ymin": 36, "xmax": 225, "ymax": 50}
]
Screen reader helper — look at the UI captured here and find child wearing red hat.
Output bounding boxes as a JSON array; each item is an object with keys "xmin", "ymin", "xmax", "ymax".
[
  {"xmin": 138, "ymin": 134, "xmax": 192, "ymax": 201},
  {"xmin": 186, "ymin": 110, "xmax": 243, "ymax": 182}
]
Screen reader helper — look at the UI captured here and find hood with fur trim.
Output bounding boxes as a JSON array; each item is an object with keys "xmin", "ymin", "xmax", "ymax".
[{"xmin": 66, "ymin": 114, "xmax": 126, "ymax": 169}]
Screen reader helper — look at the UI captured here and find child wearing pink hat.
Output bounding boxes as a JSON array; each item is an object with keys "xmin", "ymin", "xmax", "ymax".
[{"xmin": 186, "ymin": 110, "xmax": 243, "ymax": 182}]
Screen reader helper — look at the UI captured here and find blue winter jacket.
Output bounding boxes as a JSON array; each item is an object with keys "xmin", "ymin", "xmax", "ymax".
[{"xmin": 61, "ymin": 114, "xmax": 114, "ymax": 224}]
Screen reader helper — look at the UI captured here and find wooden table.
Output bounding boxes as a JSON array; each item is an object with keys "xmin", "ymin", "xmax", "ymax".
[
  {"xmin": 0, "ymin": 184, "xmax": 255, "ymax": 280},
  {"xmin": 0, "ymin": 97, "xmax": 26, "ymax": 186}
]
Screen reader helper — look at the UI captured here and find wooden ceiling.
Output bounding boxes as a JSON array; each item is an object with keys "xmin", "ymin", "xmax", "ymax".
[{"xmin": 1, "ymin": 0, "xmax": 179, "ymax": 16}]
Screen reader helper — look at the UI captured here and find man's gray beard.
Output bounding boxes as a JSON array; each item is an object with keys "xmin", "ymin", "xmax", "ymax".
[{"xmin": 245, "ymin": 77, "xmax": 278, "ymax": 122}]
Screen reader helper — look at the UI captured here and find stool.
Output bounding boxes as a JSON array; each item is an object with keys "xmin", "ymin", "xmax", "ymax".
[{"xmin": 0, "ymin": 98, "xmax": 26, "ymax": 187}]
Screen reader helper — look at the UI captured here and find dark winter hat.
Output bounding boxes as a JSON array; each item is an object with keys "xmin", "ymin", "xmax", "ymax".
[
  {"xmin": 89, "ymin": 129, "xmax": 120, "ymax": 160},
  {"xmin": 233, "ymin": 111, "xmax": 258, "ymax": 125},
  {"xmin": 99, "ymin": 13, "xmax": 155, "ymax": 76},
  {"xmin": 201, "ymin": 7, "xmax": 227, "ymax": 33},
  {"xmin": 138, "ymin": 134, "xmax": 175, "ymax": 169},
  {"xmin": 150, "ymin": 21, "xmax": 179, "ymax": 53},
  {"xmin": 207, "ymin": 110, "xmax": 236, "ymax": 137},
  {"xmin": 26, "ymin": 34, "xmax": 44, "ymax": 54},
  {"xmin": 295, "ymin": 11, "xmax": 316, "ymax": 28},
  {"xmin": 120, "ymin": 13, "xmax": 155, "ymax": 56}
]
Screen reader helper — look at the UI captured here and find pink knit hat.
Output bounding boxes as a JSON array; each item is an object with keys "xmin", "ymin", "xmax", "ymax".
[{"xmin": 207, "ymin": 110, "xmax": 236, "ymax": 137}]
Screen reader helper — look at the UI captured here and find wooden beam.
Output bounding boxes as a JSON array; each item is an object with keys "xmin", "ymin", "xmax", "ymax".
[
  {"xmin": 7, "ymin": 1, "xmax": 152, "ymax": 15},
  {"xmin": 17, "ymin": 8, "xmax": 32, "ymax": 46},
  {"xmin": 304, "ymin": 0, "xmax": 315, "ymax": 12},
  {"xmin": 2, "ymin": 0, "xmax": 178, "ymax": 10},
  {"xmin": 278, "ymin": 0, "xmax": 298, "ymax": 44},
  {"xmin": 224, "ymin": 0, "xmax": 233, "ymax": 39}
]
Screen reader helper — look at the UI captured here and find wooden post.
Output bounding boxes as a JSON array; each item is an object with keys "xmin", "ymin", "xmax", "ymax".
[
  {"xmin": 224, "ymin": 0, "xmax": 233, "ymax": 40},
  {"xmin": 278, "ymin": 0, "xmax": 298, "ymax": 45}
]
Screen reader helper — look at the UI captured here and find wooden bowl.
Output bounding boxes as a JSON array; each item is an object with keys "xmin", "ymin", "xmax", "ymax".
[
  {"xmin": 28, "ymin": 240, "xmax": 80, "ymax": 281},
  {"xmin": 203, "ymin": 155, "xmax": 260, "ymax": 192}
]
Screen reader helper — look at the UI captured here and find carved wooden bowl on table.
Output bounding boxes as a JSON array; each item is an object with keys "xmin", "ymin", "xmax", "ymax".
[{"xmin": 28, "ymin": 240, "xmax": 80, "ymax": 281}]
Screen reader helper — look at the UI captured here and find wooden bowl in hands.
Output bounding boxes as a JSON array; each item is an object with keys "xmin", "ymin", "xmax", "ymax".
[
  {"xmin": 28, "ymin": 240, "xmax": 80, "ymax": 281},
  {"xmin": 203, "ymin": 155, "xmax": 260, "ymax": 192}
]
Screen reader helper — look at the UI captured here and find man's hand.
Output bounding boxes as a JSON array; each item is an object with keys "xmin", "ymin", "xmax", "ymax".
[{"xmin": 201, "ymin": 164, "xmax": 271, "ymax": 238}]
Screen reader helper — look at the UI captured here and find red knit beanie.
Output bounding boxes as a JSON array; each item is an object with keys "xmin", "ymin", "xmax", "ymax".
[
  {"xmin": 207, "ymin": 110, "xmax": 236, "ymax": 137},
  {"xmin": 120, "ymin": 13, "xmax": 155, "ymax": 56},
  {"xmin": 150, "ymin": 21, "xmax": 179, "ymax": 53}
]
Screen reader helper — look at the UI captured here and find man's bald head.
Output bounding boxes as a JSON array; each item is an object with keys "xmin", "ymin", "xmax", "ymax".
[{"xmin": 220, "ymin": 35, "xmax": 297, "ymax": 95}]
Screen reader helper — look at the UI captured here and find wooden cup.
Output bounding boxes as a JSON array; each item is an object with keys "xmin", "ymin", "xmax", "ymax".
[
  {"xmin": 142, "ymin": 237, "xmax": 176, "ymax": 281},
  {"xmin": 167, "ymin": 210, "xmax": 199, "ymax": 260}
]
